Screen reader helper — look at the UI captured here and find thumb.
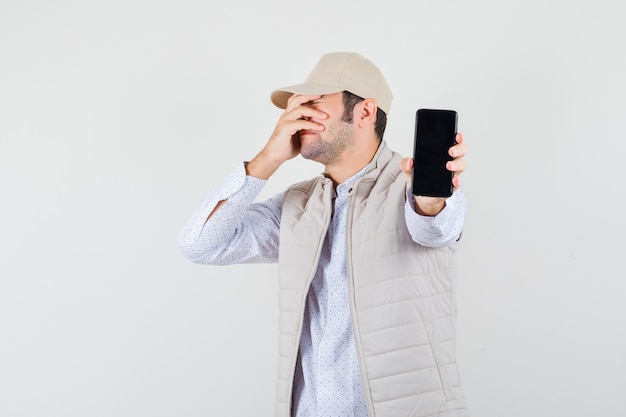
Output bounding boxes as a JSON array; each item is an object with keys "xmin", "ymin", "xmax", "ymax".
[{"xmin": 400, "ymin": 157, "xmax": 414, "ymax": 185}]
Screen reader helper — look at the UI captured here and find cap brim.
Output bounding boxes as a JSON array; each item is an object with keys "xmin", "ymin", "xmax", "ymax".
[{"xmin": 270, "ymin": 82, "xmax": 344, "ymax": 109}]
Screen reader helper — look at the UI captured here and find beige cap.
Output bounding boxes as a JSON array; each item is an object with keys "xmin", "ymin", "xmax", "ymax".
[{"xmin": 270, "ymin": 52, "xmax": 393, "ymax": 114}]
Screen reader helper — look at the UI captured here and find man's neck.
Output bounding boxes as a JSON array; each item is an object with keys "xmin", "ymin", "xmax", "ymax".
[{"xmin": 324, "ymin": 139, "xmax": 381, "ymax": 185}]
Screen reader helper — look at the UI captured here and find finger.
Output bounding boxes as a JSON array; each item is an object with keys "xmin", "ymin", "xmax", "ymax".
[
  {"xmin": 297, "ymin": 119, "xmax": 326, "ymax": 132},
  {"xmin": 400, "ymin": 157, "xmax": 414, "ymax": 183},
  {"xmin": 452, "ymin": 173, "xmax": 462, "ymax": 190},
  {"xmin": 285, "ymin": 94, "xmax": 322, "ymax": 112},
  {"xmin": 455, "ymin": 132, "xmax": 464, "ymax": 144},
  {"xmin": 286, "ymin": 105, "xmax": 328, "ymax": 122},
  {"xmin": 446, "ymin": 158, "xmax": 466, "ymax": 174},
  {"xmin": 279, "ymin": 119, "xmax": 325, "ymax": 137},
  {"xmin": 449, "ymin": 142, "xmax": 467, "ymax": 158}
]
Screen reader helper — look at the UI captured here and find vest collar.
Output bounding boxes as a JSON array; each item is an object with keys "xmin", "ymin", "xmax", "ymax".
[{"xmin": 363, "ymin": 140, "xmax": 394, "ymax": 179}]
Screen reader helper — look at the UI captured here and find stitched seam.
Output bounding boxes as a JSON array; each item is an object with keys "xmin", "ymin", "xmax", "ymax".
[
  {"xmin": 357, "ymin": 294, "xmax": 451, "ymax": 314},
  {"xmin": 364, "ymin": 342, "xmax": 433, "ymax": 358},
  {"xmin": 355, "ymin": 265, "xmax": 452, "ymax": 290},
  {"xmin": 373, "ymin": 386, "xmax": 441, "ymax": 402},
  {"xmin": 368, "ymin": 365, "xmax": 438, "ymax": 382}
]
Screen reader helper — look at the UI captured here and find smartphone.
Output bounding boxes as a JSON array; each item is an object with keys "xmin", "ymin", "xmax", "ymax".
[{"xmin": 411, "ymin": 109, "xmax": 458, "ymax": 198}]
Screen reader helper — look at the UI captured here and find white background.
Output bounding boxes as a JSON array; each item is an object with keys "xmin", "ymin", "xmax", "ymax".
[{"xmin": 1, "ymin": 1, "xmax": 624, "ymax": 416}]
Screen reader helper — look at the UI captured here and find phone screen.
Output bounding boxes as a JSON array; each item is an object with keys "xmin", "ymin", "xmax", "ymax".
[{"xmin": 411, "ymin": 109, "xmax": 457, "ymax": 197}]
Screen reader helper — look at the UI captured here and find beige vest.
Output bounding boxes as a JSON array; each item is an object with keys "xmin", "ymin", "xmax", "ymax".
[{"xmin": 275, "ymin": 142, "xmax": 469, "ymax": 417}]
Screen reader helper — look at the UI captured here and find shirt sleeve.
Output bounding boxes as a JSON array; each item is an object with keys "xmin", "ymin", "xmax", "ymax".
[
  {"xmin": 404, "ymin": 188, "xmax": 468, "ymax": 247},
  {"xmin": 178, "ymin": 162, "xmax": 283, "ymax": 265}
]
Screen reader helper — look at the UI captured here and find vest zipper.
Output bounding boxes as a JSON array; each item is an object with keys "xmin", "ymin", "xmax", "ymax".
[
  {"xmin": 286, "ymin": 181, "xmax": 334, "ymax": 415},
  {"xmin": 345, "ymin": 183, "xmax": 377, "ymax": 417}
]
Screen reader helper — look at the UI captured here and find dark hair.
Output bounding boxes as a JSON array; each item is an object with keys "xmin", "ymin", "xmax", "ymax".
[{"xmin": 342, "ymin": 91, "xmax": 387, "ymax": 141}]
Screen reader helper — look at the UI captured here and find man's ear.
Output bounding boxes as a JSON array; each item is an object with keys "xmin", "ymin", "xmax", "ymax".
[{"xmin": 357, "ymin": 98, "xmax": 378, "ymax": 128}]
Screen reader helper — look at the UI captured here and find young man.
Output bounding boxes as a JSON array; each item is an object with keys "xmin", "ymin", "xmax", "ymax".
[{"xmin": 179, "ymin": 52, "xmax": 470, "ymax": 417}]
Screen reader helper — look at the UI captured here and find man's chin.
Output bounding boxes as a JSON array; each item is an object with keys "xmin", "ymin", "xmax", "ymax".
[
  {"xmin": 300, "ymin": 149, "xmax": 314, "ymax": 160},
  {"xmin": 300, "ymin": 144, "xmax": 321, "ymax": 161}
]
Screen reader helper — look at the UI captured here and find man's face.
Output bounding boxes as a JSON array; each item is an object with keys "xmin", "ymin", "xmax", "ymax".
[{"xmin": 299, "ymin": 92, "xmax": 356, "ymax": 165}]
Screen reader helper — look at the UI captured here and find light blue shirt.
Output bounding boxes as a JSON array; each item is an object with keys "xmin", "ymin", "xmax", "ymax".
[{"xmin": 179, "ymin": 162, "xmax": 467, "ymax": 417}]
